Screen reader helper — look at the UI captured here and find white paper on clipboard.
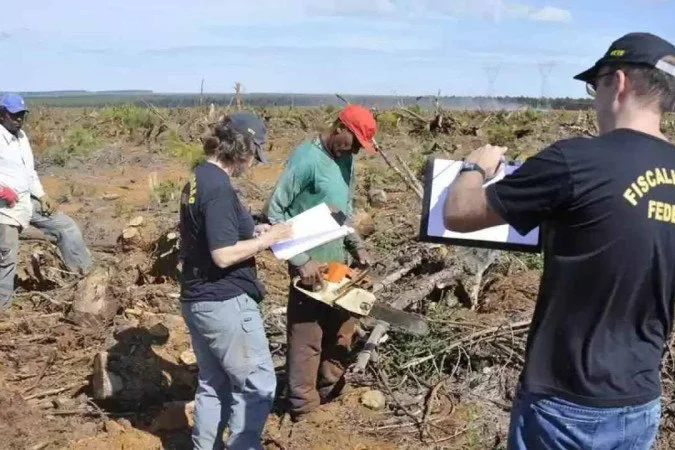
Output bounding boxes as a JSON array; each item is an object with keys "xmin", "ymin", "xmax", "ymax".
[
  {"xmin": 419, "ymin": 157, "xmax": 540, "ymax": 251},
  {"xmin": 270, "ymin": 203, "xmax": 354, "ymax": 260}
]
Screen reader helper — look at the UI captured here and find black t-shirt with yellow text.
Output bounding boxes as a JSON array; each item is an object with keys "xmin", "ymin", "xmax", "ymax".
[
  {"xmin": 486, "ymin": 128, "xmax": 675, "ymax": 407},
  {"xmin": 178, "ymin": 162, "xmax": 265, "ymax": 303}
]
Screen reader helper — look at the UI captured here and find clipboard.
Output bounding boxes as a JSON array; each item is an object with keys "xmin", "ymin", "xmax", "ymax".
[{"xmin": 418, "ymin": 156, "xmax": 542, "ymax": 253}]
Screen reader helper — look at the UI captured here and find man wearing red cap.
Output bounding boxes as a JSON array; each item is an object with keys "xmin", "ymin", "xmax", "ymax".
[{"xmin": 265, "ymin": 104, "xmax": 377, "ymax": 421}]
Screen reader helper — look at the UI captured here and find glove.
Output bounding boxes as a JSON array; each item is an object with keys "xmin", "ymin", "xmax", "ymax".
[
  {"xmin": 39, "ymin": 195, "xmax": 55, "ymax": 216},
  {"xmin": 353, "ymin": 248, "xmax": 373, "ymax": 267},
  {"xmin": 0, "ymin": 186, "xmax": 18, "ymax": 207}
]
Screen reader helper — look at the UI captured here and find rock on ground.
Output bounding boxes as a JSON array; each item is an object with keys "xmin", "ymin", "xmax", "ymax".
[{"xmin": 360, "ymin": 389, "xmax": 386, "ymax": 410}]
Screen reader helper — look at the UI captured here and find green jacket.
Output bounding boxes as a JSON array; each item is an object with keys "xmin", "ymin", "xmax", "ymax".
[{"xmin": 265, "ymin": 137, "xmax": 364, "ymax": 266}]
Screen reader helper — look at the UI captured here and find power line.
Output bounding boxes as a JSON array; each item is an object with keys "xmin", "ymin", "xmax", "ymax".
[
  {"xmin": 538, "ymin": 61, "xmax": 556, "ymax": 108},
  {"xmin": 484, "ymin": 65, "xmax": 500, "ymax": 98}
]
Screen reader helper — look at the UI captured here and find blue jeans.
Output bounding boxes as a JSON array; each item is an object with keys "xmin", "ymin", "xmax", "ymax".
[
  {"xmin": 508, "ymin": 386, "xmax": 661, "ymax": 449},
  {"xmin": 29, "ymin": 198, "xmax": 92, "ymax": 273},
  {"xmin": 181, "ymin": 294, "xmax": 276, "ymax": 450},
  {"xmin": 0, "ymin": 201, "xmax": 92, "ymax": 309}
]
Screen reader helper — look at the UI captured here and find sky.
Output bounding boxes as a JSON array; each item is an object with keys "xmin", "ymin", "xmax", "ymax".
[{"xmin": 1, "ymin": 0, "xmax": 674, "ymax": 98}]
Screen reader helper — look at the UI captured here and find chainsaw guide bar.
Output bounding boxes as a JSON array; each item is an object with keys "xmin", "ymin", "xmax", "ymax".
[{"xmin": 291, "ymin": 268, "xmax": 429, "ymax": 336}]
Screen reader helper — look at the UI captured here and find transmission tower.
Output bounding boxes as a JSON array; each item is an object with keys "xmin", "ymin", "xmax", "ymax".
[
  {"xmin": 484, "ymin": 65, "xmax": 500, "ymax": 98},
  {"xmin": 538, "ymin": 61, "xmax": 556, "ymax": 108}
]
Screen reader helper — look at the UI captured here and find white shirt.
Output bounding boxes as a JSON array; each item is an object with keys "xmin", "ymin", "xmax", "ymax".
[{"xmin": 0, "ymin": 124, "xmax": 45, "ymax": 229}]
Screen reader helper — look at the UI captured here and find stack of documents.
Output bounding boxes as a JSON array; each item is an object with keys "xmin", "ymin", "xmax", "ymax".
[{"xmin": 270, "ymin": 203, "xmax": 354, "ymax": 260}]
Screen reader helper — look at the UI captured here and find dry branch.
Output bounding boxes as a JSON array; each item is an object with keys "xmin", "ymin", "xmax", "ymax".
[
  {"xmin": 373, "ymin": 139, "xmax": 423, "ymax": 200},
  {"xmin": 140, "ymin": 99, "xmax": 169, "ymax": 123},
  {"xmin": 371, "ymin": 255, "xmax": 424, "ymax": 294},
  {"xmin": 398, "ymin": 107, "xmax": 429, "ymax": 123},
  {"xmin": 395, "ymin": 154, "xmax": 423, "ymax": 198},
  {"xmin": 24, "ymin": 382, "xmax": 85, "ymax": 401},
  {"xmin": 401, "ymin": 320, "xmax": 531, "ymax": 370}
]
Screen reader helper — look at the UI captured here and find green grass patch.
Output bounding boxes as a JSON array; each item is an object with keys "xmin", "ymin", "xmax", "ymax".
[
  {"xmin": 99, "ymin": 105, "xmax": 160, "ymax": 134},
  {"xmin": 150, "ymin": 179, "xmax": 184, "ymax": 205},
  {"xmin": 43, "ymin": 125, "xmax": 98, "ymax": 166},
  {"xmin": 375, "ymin": 111, "xmax": 400, "ymax": 133},
  {"xmin": 162, "ymin": 129, "xmax": 204, "ymax": 169}
]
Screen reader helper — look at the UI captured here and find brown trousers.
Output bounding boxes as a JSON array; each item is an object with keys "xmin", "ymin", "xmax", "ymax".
[{"xmin": 285, "ymin": 284, "xmax": 358, "ymax": 417}]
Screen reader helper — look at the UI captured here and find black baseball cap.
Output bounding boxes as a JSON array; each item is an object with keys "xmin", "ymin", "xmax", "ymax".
[
  {"xmin": 574, "ymin": 32, "xmax": 675, "ymax": 82},
  {"xmin": 227, "ymin": 112, "xmax": 268, "ymax": 163}
]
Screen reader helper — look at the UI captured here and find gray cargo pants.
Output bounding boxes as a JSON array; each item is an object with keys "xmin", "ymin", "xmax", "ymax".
[
  {"xmin": 0, "ymin": 199, "xmax": 92, "ymax": 310},
  {"xmin": 181, "ymin": 294, "xmax": 276, "ymax": 450}
]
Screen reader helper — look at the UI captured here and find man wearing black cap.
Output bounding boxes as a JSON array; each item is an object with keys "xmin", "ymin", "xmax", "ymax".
[{"xmin": 442, "ymin": 32, "xmax": 675, "ymax": 448}]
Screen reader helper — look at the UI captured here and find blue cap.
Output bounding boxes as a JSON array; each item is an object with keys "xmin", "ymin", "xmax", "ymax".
[
  {"xmin": 0, "ymin": 93, "xmax": 28, "ymax": 114},
  {"xmin": 227, "ymin": 112, "xmax": 267, "ymax": 163}
]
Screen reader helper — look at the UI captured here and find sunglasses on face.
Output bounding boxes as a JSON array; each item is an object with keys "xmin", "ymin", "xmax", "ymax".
[{"xmin": 586, "ymin": 70, "xmax": 619, "ymax": 97}]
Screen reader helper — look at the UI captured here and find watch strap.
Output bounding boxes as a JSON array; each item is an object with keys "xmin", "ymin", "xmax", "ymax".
[{"xmin": 459, "ymin": 162, "xmax": 486, "ymax": 179}]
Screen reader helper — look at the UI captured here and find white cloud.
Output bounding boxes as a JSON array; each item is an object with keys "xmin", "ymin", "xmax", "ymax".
[
  {"xmin": 307, "ymin": 0, "xmax": 397, "ymax": 16},
  {"xmin": 306, "ymin": 1, "xmax": 573, "ymax": 23},
  {"xmin": 526, "ymin": 6, "xmax": 572, "ymax": 22}
]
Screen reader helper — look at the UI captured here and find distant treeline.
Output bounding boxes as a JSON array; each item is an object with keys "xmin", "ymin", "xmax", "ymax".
[
  {"xmin": 20, "ymin": 91, "xmax": 595, "ymax": 111},
  {"xmin": 20, "ymin": 90, "xmax": 153, "ymax": 98}
]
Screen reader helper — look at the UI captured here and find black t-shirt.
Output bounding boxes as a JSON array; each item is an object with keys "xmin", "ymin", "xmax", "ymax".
[
  {"xmin": 486, "ymin": 128, "xmax": 675, "ymax": 407},
  {"xmin": 178, "ymin": 162, "xmax": 265, "ymax": 302}
]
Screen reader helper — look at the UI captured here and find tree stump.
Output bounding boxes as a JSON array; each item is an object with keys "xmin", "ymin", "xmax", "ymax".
[
  {"xmin": 67, "ymin": 267, "xmax": 117, "ymax": 327},
  {"xmin": 92, "ymin": 351, "xmax": 124, "ymax": 399},
  {"xmin": 118, "ymin": 227, "xmax": 143, "ymax": 251}
]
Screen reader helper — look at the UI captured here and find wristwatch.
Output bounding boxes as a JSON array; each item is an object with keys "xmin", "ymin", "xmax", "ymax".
[{"xmin": 459, "ymin": 161, "xmax": 486, "ymax": 179}]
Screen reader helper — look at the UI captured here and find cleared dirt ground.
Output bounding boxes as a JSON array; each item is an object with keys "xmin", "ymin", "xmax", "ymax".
[{"xmin": 1, "ymin": 104, "xmax": 674, "ymax": 449}]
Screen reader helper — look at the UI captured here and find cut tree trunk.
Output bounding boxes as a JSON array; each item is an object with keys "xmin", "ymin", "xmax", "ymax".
[
  {"xmin": 90, "ymin": 323, "xmax": 197, "ymax": 408},
  {"xmin": 67, "ymin": 267, "xmax": 117, "ymax": 327},
  {"xmin": 92, "ymin": 352, "xmax": 124, "ymax": 399},
  {"xmin": 149, "ymin": 231, "xmax": 180, "ymax": 282},
  {"xmin": 118, "ymin": 227, "xmax": 143, "ymax": 251}
]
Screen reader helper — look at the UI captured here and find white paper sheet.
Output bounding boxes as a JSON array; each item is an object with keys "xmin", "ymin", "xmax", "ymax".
[
  {"xmin": 270, "ymin": 203, "xmax": 355, "ymax": 260},
  {"xmin": 423, "ymin": 159, "xmax": 539, "ymax": 248}
]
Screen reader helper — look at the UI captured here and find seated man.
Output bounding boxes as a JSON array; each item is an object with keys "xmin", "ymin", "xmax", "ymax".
[{"xmin": 0, "ymin": 93, "xmax": 91, "ymax": 309}]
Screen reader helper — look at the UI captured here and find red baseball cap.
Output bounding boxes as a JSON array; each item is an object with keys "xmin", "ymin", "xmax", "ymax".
[{"xmin": 338, "ymin": 104, "xmax": 377, "ymax": 153}]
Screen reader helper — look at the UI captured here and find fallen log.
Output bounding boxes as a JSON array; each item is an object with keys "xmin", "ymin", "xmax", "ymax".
[
  {"xmin": 19, "ymin": 232, "xmax": 118, "ymax": 253},
  {"xmin": 452, "ymin": 248, "xmax": 499, "ymax": 310},
  {"xmin": 353, "ymin": 266, "xmax": 461, "ymax": 373}
]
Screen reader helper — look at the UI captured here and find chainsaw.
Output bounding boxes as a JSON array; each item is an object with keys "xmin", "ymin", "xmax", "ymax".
[{"xmin": 292, "ymin": 262, "xmax": 429, "ymax": 336}]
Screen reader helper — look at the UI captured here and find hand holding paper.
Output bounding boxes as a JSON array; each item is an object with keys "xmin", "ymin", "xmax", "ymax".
[{"xmin": 270, "ymin": 203, "xmax": 355, "ymax": 260}]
